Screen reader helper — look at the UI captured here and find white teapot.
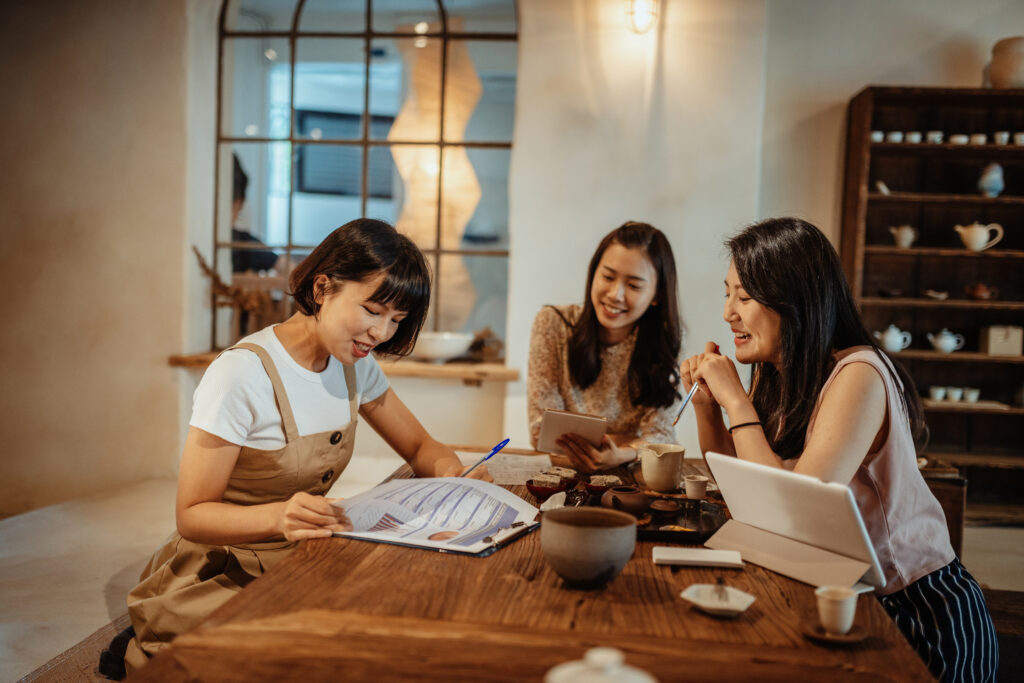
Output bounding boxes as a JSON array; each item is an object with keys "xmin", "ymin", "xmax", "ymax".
[
  {"xmin": 955, "ymin": 222, "xmax": 1003, "ymax": 252},
  {"xmin": 927, "ymin": 328, "xmax": 965, "ymax": 354},
  {"xmin": 889, "ymin": 225, "xmax": 917, "ymax": 248},
  {"xmin": 874, "ymin": 324, "xmax": 912, "ymax": 353}
]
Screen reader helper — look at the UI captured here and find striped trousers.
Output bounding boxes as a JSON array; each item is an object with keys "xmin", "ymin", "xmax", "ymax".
[{"xmin": 877, "ymin": 558, "xmax": 998, "ymax": 682}]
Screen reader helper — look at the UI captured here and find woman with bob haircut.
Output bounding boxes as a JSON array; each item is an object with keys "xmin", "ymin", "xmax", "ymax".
[
  {"xmin": 527, "ymin": 221, "xmax": 683, "ymax": 471},
  {"xmin": 118, "ymin": 218, "xmax": 489, "ymax": 673},
  {"xmin": 682, "ymin": 217, "xmax": 997, "ymax": 682}
]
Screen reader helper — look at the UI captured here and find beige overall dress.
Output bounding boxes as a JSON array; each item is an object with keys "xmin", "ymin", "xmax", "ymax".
[{"xmin": 124, "ymin": 342, "xmax": 359, "ymax": 671}]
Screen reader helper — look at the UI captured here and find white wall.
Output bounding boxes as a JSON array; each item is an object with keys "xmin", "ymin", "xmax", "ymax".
[{"xmin": 504, "ymin": 0, "xmax": 768, "ymax": 456}]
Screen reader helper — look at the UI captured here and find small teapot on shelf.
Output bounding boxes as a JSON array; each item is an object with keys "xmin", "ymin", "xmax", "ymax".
[
  {"xmin": 927, "ymin": 329, "xmax": 965, "ymax": 354},
  {"xmin": 954, "ymin": 222, "xmax": 1003, "ymax": 252},
  {"xmin": 889, "ymin": 225, "xmax": 917, "ymax": 248},
  {"xmin": 965, "ymin": 283, "xmax": 1000, "ymax": 301},
  {"xmin": 873, "ymin": 324, "xmax": 912, "ymax": 353}
]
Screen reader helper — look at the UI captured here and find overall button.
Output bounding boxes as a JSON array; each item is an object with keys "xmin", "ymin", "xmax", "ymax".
[
  {"xmin": 322, "ymin": 469, "xmax": 334, "ymax": 483},
  {"xmin": 330, "ymin": 431, "xmax": 343, "ymax": 445}
]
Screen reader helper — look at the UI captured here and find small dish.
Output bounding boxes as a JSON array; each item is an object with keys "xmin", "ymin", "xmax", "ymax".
[
  {"xmin": 585, "ymin": 481, "xmax": 612, "ymax": 494},
  {"xmin": 527, "ymin": 479, "xmax": 568, "ymax": 502},
  {"xmin": 923, "ymin": 289, "xmax": 949, "ymax": 300},
  {"xmin": 680, "ymin": 584, "xmax": 755, "ymax": 618},
  {"xmin": 802, "ymin": 621, "xmax": 868, "ymax": 644}
]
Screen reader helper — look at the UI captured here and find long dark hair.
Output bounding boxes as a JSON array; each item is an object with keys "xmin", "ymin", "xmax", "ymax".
[
  {"xmin": 727, "ymin": 217, "xmax": 924, "ymax": 458},
  {"xmin": 568, "ymin": 221, "xmax": 682, "ymax": 408},
  {"xmin": 289, "ymin": 218, "xmax": 430, "ymax": 357}
]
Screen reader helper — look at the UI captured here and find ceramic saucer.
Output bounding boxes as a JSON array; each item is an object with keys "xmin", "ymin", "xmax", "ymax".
[
  {"xmin": 680, "ymin": 584, "xmax": 755, "ymax": 618},
  {"xmin": 802, "ymin": 621, "xmax": 868, "ymax": 644}
]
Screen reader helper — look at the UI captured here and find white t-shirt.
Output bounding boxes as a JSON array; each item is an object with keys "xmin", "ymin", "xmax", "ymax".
[{"xmin": 190, "ymin": 326, "xmax": 390, "ymax": 450}]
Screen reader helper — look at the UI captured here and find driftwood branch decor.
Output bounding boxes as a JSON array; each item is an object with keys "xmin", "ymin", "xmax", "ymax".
[{"xmin": 192, "ymin": 246, "xmax": 289, "ymax": 341}]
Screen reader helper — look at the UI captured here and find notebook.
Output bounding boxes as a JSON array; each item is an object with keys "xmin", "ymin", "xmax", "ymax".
[{"xmin": 703, "ymin": 452, "xmax": 883, "ymax": 592}]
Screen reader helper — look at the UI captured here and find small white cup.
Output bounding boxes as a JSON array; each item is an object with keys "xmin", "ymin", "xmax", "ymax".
[
  {"xmin": 684, "ymin": 474, "xmax": 708, "ymax": 500},
  {"xmin": 1014, "ymin": 132, "xmax": 1024, "ymax": 145},
  {"xmin": 946, "ymin": 386, "xmax": 964, "ymax": 401},
  {"xmin": 816, "ymin": 586, "xmax": 857, "ymax": 635},
  {"xmin": 905, "ymin": 131, "xmax": 922, "ymax": 143},
  {"xmin": 926, "ymin": 130, "xmax": 943, "ymax": 143},
  {"xmin": 963, "ymin": 387, "xmax": 980, "ymax": 403},
  {"xmin": 928, "ymin": 386, "xmax": 947, "ymax": 401},
  {"xmin": 969, "ymin": 133, "xmax": 987, "ymax": 145},
  {"xmin": 870, "ymin": 130, "xmax": 884, "ymax": 143},
  {"xmin": 994, "ymin": 131, "xmax": 1010, "ymax": 145},
  {"xmin": 885, "ymin": 131, "xmax": 904, "ymax": 143},
  {"xmin": 950, "ymin": 134, "xmax": 969, "ymax": 145}
]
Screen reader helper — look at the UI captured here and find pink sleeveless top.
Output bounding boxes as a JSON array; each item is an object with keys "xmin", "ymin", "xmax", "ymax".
[{"xmin": 802, "ymin": 347, "xmax": 954, "ymax": 595}]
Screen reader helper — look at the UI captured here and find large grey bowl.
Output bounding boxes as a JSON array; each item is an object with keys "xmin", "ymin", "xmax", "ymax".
[{"xmin": 540, "ymin": 507, "xmax": 637, "ymax": 589}]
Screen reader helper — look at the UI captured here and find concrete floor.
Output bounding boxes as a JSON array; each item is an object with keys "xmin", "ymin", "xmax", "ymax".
[{"xmin": 2, "ymin": 454, "xmax": 1022, "ymax": 681}]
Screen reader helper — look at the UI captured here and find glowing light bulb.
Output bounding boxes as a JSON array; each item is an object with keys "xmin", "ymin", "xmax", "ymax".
[
  {"xmin": 414, "ymin": 21, "xmax": 429, "ymax": 34},
  {"xmin": 627, "ymin": 0, "xmax": 659, "ymax": 34}
]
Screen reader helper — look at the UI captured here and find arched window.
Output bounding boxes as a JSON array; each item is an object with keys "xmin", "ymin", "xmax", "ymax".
[{"xmin": 213, "ymin": 0, "xmax": 517, "ymax": 349}]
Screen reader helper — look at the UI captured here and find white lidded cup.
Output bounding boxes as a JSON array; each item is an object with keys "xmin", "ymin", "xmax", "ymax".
[{"xmin": 815, "ymin": 585, "xmax": 857, "ymax": 635}]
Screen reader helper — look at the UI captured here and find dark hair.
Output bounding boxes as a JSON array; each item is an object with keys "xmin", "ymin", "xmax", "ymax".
[
  {"xmin": 232, "ymin": 154, "xmax": 249, "ymax": 204},
  {"xmin": 289, "ymin": 218, "xmax": 430, "ymax": 356},
  {"xmin": 568, "ymin": 221, "xmax": 682, "ymax": 408},
  {"xmin": 727, "ymin": 217, "xmax": 924, "ymax": 458}
]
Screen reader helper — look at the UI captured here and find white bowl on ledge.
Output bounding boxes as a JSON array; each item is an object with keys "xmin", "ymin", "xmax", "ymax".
[{"xmin": 411, "ymin": 332, "xmax": 474, "ymax": 363}]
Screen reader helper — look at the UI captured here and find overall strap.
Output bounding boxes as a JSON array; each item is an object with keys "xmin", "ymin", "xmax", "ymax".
[
  {"xmin": 343, "ymin": 363, "xmax": 359, "ymax": 426},
  {"xmin": 229, "ymin": 342, "xmax": 300, "ymax": 444}
]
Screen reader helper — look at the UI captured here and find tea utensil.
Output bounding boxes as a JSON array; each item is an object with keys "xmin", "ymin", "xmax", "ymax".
[{"xmin": 461, "ymin": 438, "xmax": 509, "ymax": 477}]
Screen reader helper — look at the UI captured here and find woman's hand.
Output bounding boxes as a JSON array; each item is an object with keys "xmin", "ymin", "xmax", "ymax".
[
  {"xmin": 680, "ymin": 342, "xmax": 721, "ymax": 408},
  {"xmin": 556, "ymin": 434, "xmax": 634, "ymax": 472},
  {"xmin": 277, "ymin": 491, "xmax": 353, "ymax": 541},
  {"xmin": 691, "ymin": 347, "xmax": 750, "ymax": 416}
]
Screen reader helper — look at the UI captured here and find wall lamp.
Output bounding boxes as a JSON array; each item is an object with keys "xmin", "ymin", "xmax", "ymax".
[{"xmin": 626, "ymin": 0, "xmax": 660, "ymax": 34}]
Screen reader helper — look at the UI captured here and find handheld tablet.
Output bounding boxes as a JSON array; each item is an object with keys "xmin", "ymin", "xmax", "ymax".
[{"xmin": 536, "ymin": 409, "xmax": 608, "ymax": 455}]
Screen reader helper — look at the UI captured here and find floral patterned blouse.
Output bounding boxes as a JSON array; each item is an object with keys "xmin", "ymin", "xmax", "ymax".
[{"xmin": 527, "ymin": 304, "xmax": 680, "ymax": 449}]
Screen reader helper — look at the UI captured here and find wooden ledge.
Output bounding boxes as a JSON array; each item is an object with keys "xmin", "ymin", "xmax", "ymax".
[{"xmin": 168, "ymin": 352, "xmax": 518, "ymax": 384}]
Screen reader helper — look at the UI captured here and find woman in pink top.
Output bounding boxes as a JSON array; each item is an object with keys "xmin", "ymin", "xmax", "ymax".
[{"xmin": 682, "ymin": 218, "xmax": 996, "ymax": 682}]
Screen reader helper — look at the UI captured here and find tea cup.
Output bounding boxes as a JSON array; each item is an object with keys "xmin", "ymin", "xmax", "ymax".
[
  {"xmin": 926, "ymin": 130, "xmax": 943, "ymax": 143},
  {"xmin": 946, "ymin": 386, "xmax": 964, "ymax": 401},
  {"xmin": 928, "ymin": 386, "xmax": 946, "ymax": 401},
  {"xmin": 1015, "ymin": 132, "xmax": 1024, "ymax": 145},
  {"xmin": 885, "ymin": 131, "xmax": 904, "ymax": 143},
  {"xmin": 969, "ymin": 133, "xmax": 987, "ymax": 145},
  {"xmin": 640, "ymin": 443, "xmax": 684, "ymax": 492},
  {"xmin": 540, "ymin": 507, "xmax": 636, "ymax": 589},
  {"xmin": 684, "ymin": 475, "xmax": 709, "ymax": 500},
  {"xmin": 963, "ymin": 387, "xmax": 980, "ymax": 403},
  {"xmin": 815, "ymin": 585, "xmax": 858, "ymax": 635},
  {"xmin": 950, "ymin": 134, "xmax": 969, "ymax": 145},
  {"xmin": 905, "ymin": 131, "xmax": 922, "ymax": 143},
  {"xmin": 870, "ymin": 130, "xmax": 884, "ymax": 143},
  {"xmin": 994, "ymin": 131, "xmax": 1010, "ymax": 145}
]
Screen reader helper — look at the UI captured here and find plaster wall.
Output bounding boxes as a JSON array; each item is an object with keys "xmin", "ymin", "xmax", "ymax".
[{"xmin": 0, "ymin": 1, "xmax": 192, "ymax": 516}]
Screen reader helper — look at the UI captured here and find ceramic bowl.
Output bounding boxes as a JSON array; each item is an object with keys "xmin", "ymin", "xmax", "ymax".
[
  {"xmin": 527, "ymin": 479, "xmax": 569, "ymax": 501},
  {"xmin": 411, "ymin": 331, "xmax": 474, "ymax": 362},
  {"xmin": 541, "ymin": 507, "xmax": 637, "ymax": 588}
]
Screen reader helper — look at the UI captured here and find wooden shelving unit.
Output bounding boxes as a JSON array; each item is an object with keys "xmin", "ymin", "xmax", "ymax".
[{"xmin": 840, "ymin": 86, "xmax": 1024, "ymax": 517}]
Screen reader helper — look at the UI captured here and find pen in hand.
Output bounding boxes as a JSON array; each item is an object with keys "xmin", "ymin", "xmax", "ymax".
[
  {"xmin": 461, "ymin": 438, "xmax": 510, "ymax": 477},
  {"xmin": 673, "ymin": 344, "xmax": 720, "ymax": 426}
]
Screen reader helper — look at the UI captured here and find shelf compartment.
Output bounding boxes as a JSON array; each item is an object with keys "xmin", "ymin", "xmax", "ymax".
[
  {"xmin": 870, "ymin": 142, "xmax": 1024, "ymax": 160},
  {"xmin": 868, "ymin": 191, "xmax": 1024, "ymax": 207},
  {"xmin": 922, "ymin": 402, "xmax": 1024, "ymax": 415},
  {"xmin": 864, "ymin": 245, "xmax": 1024, "ymax": 258},
  {"xmin": 895, "ymin": 349, "xmax": 1024, "ymax": 364},
  {"xmin": 925, "ymin": 452, "xmax": 1024, "ymax": 470},
  {"xmin": 860, "ymin": 297, "xmax": 1024, "ymax": 311}
]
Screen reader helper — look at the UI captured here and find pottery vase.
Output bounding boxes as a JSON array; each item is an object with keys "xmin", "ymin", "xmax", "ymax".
[{"xmin": 989, "ymin": 36, "xmax": 1024, "ymax": 89}]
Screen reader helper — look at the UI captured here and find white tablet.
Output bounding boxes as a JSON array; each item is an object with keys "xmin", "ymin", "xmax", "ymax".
[
  {"xmin": 536, "ymin": 409, "xmax": 608, "ymax": 455},
  {"xmin": 704, "ymin": 452, "xmax": 884, "ymax": 589}
]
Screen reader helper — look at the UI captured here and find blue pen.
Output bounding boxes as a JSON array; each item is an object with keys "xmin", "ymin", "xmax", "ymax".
[{"xmin": 461, "ymin": 438, "xmax": 510, "ymax": 477}]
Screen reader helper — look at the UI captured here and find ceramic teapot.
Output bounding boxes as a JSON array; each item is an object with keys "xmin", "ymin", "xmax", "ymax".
[
  {"xmin": 889, "ymin": 225, "xmax": 917, "ymax": 248},
  {"xmin": 873, "ymin": 324, "xmax": 912, "ymax": 353},
  {"xmin": 965, "ymin": 283, "xmax": 1000, "ymax": 301},
  {"xmin": 927, "ymin": 328, "xmax": 965, "ymax": 354},
  {"xmin": 955, "ymin": 222, "xmax": 1003, "ymax": 252},
  {"xmin": 600, "ymin": 486, "xmax": 650, "ymax": 517}
]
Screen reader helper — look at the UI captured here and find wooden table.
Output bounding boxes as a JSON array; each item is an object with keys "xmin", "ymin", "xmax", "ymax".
[{"xmin": 130, "ymin": 450, "xmax": 933, "ymax": 682}]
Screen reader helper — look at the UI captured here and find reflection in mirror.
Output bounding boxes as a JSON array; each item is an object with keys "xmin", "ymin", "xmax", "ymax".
[
  {"xmin": 437, "ymin": 254, "xmax": 509, "ymax": 341},
  {"xmin": 219, "ymin": 141, "xmax": 290, "ymax": 259},
  {"xmin": 298, "ymin": 0, "xmax": 365, "ymax": 33},
  {"xmin": 371, "ymin": 38, "xmax": 441, "ymax": 141},
  {"xmin": 444, "ymin": 0, "xmax": 517, "ymax": 33},
  {"xmin": 221, "ymin": 37, "xmax": 291, "ymax": 138},
  {"xmin": 223, "ymin": 0, "xmax": 298, "ymax": 32},
  {"xmin": 371, "ymin": 0, "xmax": 440, "ymax": 33},
  {"xmin": 292, "ymin": 144, "xmax": 364, "ymax": 247},
  {"xmin": 294, "ymin": 39, "xmax": 365, "ymax": 141},
  {"xmin": 447, "ymin": 40, "xmax": 516, "ymax": 142},
  {"xmin": 388, "ymin": 145, "xmax": 441, "ymax": 251},
  {"xmin": 442, "ymin": 147, "xmax": 509, "ymax": 251}
]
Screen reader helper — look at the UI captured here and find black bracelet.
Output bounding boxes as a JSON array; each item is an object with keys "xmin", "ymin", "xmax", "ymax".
[{"xmin": 728, "ymin": 421, "xmax": 762, "ymax": 434}]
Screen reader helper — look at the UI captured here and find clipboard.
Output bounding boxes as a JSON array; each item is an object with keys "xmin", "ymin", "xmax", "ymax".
[
  {"xmin": 537, "ymin": 409, "xmax": 608, "ymax": 454},
  {"xmin": 703, "ymin": 452, "xmax": 883, "ymax": 591}
]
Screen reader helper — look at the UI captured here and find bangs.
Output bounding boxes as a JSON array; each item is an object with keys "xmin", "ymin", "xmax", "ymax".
[{"xmin": 367, "ymin": 259, "xmax": 431, "ymax": 316}]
